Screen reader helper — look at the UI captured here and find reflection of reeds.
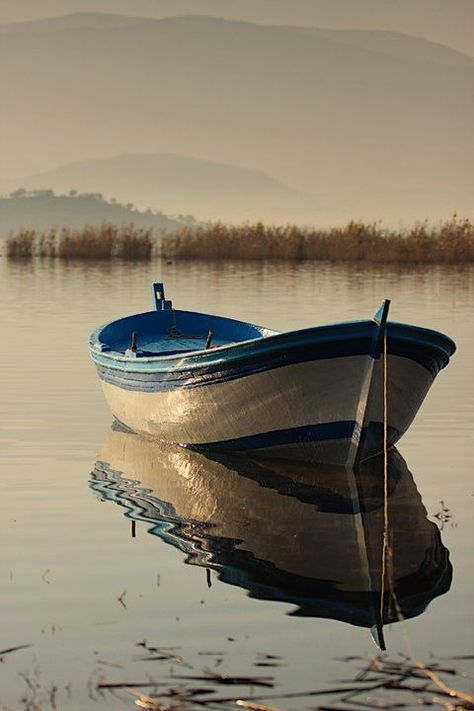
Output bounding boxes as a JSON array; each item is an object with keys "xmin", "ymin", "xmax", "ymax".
[
  {"xmin": 6, "ymin": 223, "xmax": 154, "ymax": 260},
  {"xmin": 162, "ymin": 217, "xmax": 474, "ymax": 263}
]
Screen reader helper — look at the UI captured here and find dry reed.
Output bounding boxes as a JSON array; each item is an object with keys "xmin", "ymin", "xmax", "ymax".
[
  {"xmin": 161, "ymin": 216, "xmax": 474, "ymax": 264},
  {"xmin": 6, "ymin": 217, "xmax": 474, "ymax": 264},
  {"xmin": 94, "ymin": 652, "xmax": 474, "ymax": 711},
  {"xmin": 6, "ymin": 223, "xmax": 155, "ymax": 260}
]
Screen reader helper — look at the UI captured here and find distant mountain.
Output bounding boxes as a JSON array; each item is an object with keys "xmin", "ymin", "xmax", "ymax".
[
  {"xmin": 3, "ymin": 11, "xmax": 471, "ymax": 68},
  {"xmin": 1, "ymin": 13, "xmax": 473, "ymax": 223},
  {"xmin": 16, "ymin": 153, "xmax": 311, "ymax": 222},
  {"xmin": 0, "ymin": 191, "xmax": 192, "ymax": 240},
  {"xmin": 0, "ymin": 1, "xmax": 473, "ymax": 56},
  {"xmin": 4, "ymin": 12, "xmax": 471, "ymax": 68},
  {"xmin": 299, "ymin": 27, "xmax": 474, "ymax": 68},
  {"xmin": 0, "ymin": 11, "xmax": 148, "ymax": 33}
]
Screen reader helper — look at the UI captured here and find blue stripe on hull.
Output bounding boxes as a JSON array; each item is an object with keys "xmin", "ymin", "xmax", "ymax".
[
  {"xmin": 183, "ymin": 421, "xmax": 356, "ymax": 452},
  {"xmin": 110, "ymin": 418, "xmax": 402, "ymax": 465},
  {"xmin": 95, "ymin": 347, "xmax": 438, "ymax": 395},
  {"xmin": 91, "ymin": 320, "xmax": 454, "ymax": 394},
  {"xmin": 177, "ymin": 421, "xmax": 401, "ymax": 455},
  {"xmin": 95, "ymin": 346, "xmax": 372, "ymax": 393}
]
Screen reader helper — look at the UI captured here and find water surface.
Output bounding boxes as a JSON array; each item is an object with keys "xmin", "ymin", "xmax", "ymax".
[{"xmin": 1, "ymin": 259, "xmax": 473, "ymax": 709}]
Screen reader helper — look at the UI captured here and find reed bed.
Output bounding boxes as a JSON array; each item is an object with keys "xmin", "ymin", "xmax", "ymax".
[
  {"xmin": 5, "ymin": 223, "xmax": 155, "ymax": 260},
  {"xmin": 162, "ymin": 217, "xmax": 474, "ymax": 264},
  {"xmin": 5, "ymin": 217, "xmax": 474, "ymax": 263}
]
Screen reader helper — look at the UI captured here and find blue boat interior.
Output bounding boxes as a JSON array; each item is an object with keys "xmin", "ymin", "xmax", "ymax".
[{"xmin": 93, "ymin": 283, "xmax": 277, "ymax": 356}]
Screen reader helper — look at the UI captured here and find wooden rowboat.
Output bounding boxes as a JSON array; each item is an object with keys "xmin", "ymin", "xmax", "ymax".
[{"xmin": 89, "ymin": 282, "xmax": 455, "ymax": 466}]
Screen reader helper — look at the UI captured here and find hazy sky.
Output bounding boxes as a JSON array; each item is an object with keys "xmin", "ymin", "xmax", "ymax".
[
  {"xmin": 1, "ymin": 1, "xmax": 472, "ymax": 224},
  {"xmin": 1, "ymin": 0, "xmax": 473, "ymax": 55}
]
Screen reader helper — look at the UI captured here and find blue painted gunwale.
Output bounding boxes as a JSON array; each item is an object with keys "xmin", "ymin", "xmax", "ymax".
[{"xmin": 89, "ymin": 309, "xmax": 456, "ymax": 393}]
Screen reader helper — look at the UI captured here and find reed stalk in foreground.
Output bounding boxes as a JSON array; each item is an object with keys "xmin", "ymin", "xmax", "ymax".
[
  {"xmin": 162, "ymin": 217, "xmax": 474, "ymax": 264},
  {"xmin": 5, "ymin": 223, "xmax": 155, "ymax": 260}
]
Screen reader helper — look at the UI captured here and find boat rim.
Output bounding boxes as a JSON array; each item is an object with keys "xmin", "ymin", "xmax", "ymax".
[{"xmin": 89, "ymin": 309, "xmax": 456, "ymax": 365}]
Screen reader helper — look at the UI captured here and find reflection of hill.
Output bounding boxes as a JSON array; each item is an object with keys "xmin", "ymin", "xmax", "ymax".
[
  {"xmin": 17, "ymin": 154, "xmax": 308, "ymax": 224},
  {"xmin": 0, "ymin": 192, "xmax": 189, "ymax": 239},
  {"xmin": 91, "ymin": 426, "xmax": 452, "ymax": 646},
  {"xmin": 2, "ymin": 13, "xmax": 473, "ymax": 223}
]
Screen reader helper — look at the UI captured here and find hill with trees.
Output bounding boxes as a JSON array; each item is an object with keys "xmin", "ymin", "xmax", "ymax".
[{"xmin": 0, "ymin": 189, "xmax": 194, "ymax": 239}]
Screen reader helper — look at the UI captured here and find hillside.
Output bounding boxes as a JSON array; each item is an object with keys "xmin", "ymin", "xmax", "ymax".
[
  {"xmin": 0, "ymin": 1, "xmax": 473, "ymax": 55},
  {"xmin": 0, "ymin": 191, "xmax": 192, "ymax": 240},
  {"xmin": 1, "ymin": 13, "xmax": 473, "ymax": 223},
  {"xmin": 16, "ymin": 153, "xmax": 310, "ymax": 223},
  {"xmin": 3, "ymin": 12, "xmax": 471, "ymax": 68}
]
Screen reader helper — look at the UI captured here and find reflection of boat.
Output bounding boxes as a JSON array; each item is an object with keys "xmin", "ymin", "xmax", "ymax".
[
  {"xmin": 89, "ymin": 284, "xmax": 455, "ymax": 467},
  {"xmin": 90, "ymin": 426, "xmax": 452, "ymax": 648}
]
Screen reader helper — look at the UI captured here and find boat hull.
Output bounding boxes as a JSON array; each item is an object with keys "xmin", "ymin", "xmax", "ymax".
[
  {"xmin": 91, "ymin": 317, "xmax": 453, "ymax": 467},
  {"xmin": 100, "ymin": 354, "xmax": 367, "ymax": 467}
]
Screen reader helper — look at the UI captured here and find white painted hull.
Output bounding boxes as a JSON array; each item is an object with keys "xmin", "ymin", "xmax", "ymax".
[
  {"xmin": 90, "ymin": 298, "xmax": 455, "ymax": 466},
  {"xmin": 98, "ymin": 352, "xmax": 433, "ymax": 467}
]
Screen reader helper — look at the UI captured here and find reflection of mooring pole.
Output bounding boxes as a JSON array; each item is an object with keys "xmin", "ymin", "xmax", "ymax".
[
  {"xmin": 206, "ymin": 568, "xmax": 212, "ymax": 588},
  {"xmin": 369, "ymin": 299, "xmax": 390, "ymax": 651},
  {"xmin": 131, "ymin": 520, "xmax": 136, "ymax": 538}
]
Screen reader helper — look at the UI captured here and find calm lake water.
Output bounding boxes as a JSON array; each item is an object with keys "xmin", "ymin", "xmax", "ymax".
[{"xmin": 1, "ymin": 258, "xmax": 473, "ymax": 710}]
